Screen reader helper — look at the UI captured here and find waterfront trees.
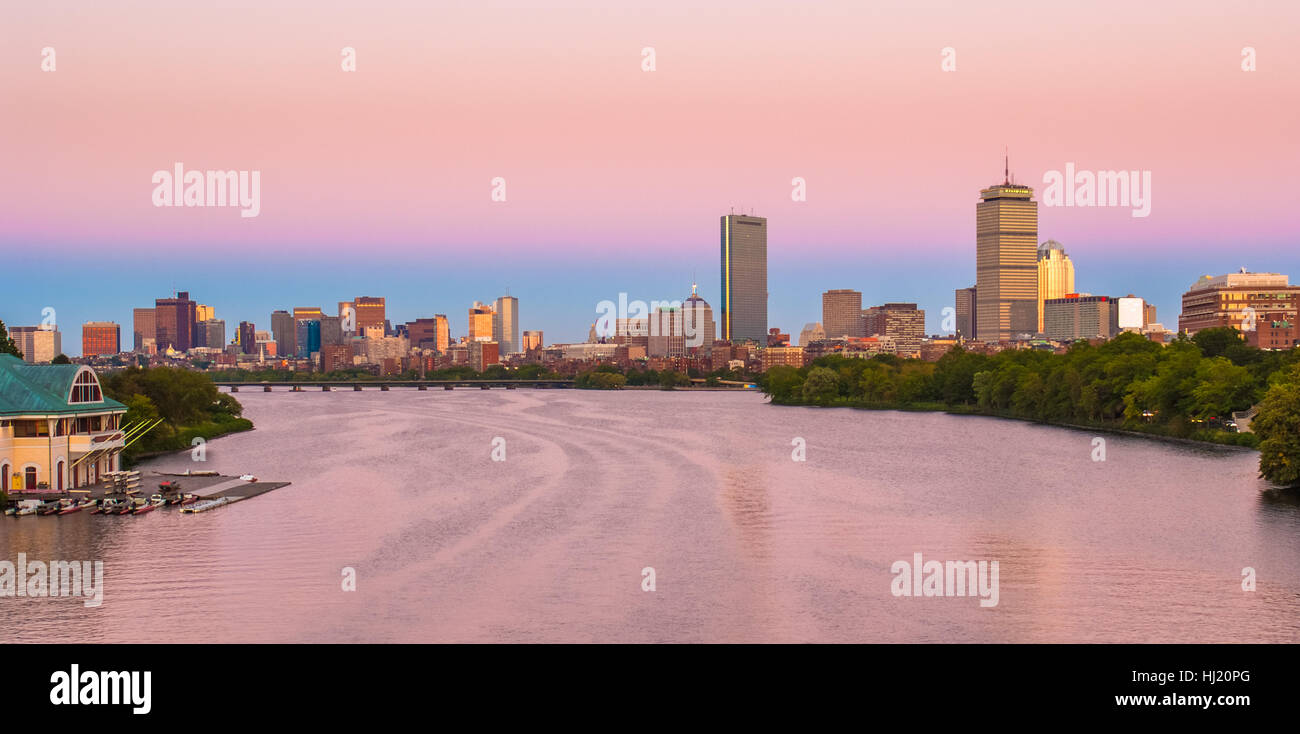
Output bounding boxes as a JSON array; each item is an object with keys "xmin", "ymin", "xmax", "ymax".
[
  {"xmin": 100, "ymin": 367, "xmax": 251, "ymax": 464},
  {"xmin": 1254, "ymin": 364, "xmax": 1300, "ymax": 486},
  {"xmin": 761, "ymin": 333, "xmax": 1300, "ymax": 483}
]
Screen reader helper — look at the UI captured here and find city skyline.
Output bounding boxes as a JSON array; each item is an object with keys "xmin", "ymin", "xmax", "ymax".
[{"xmin": 8, "ymin": 238, "xmax": 1298, "ymax": 357}]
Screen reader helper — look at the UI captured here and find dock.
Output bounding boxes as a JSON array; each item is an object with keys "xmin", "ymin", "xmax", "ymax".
[{"xmin": 5, "ymin": 470, "xmax": 291, "ymax": 511}]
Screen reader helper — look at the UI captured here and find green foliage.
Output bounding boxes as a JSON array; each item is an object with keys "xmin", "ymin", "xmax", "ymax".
[
  {"xmin": 1253, "ymin": 363, "xmax": 1300, "ymax": 486},
  {"xmin": 51, "ymin": 353, "xmax": 71, "ymax": 364},
  {"xmin": 100, "ymin": 367, "xmax": 251, "ymax": 464},
  {"xmin": 1192, "ymin": 327, "xmax": 1244, "ymax": 359},
  {"xmin": 801, "ymin": 367, "xmax": 840, "ymax": 405},
  {"xmin": 761, "ymin": 333, "xmax": 1299, "ymax": 479},
  {"xmin": 0, "ymin": 320, "xmax": 22, "ymax": 358},
  {"xmin": 659, "ymin": 370, "xmax": 691, "ymax": 389},
  {"xmin": 574, "ymin": 370, "xmax": 627, "ymax": 389}
]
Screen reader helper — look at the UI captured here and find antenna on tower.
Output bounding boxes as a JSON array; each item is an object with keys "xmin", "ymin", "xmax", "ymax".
[{"xmin": 1003, "ymin": 146, "xmax": 1009, "ymax": 185}]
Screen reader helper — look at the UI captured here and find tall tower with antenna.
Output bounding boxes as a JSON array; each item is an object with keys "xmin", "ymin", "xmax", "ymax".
[{"xmin": 976, "ymin": 154, "xmax": 1038, "ymax": 341}]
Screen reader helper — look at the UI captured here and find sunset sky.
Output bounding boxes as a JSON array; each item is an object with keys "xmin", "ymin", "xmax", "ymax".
[{"xmin": 3, "ymin": 1, "xmax": 1298, "ymax": 352}]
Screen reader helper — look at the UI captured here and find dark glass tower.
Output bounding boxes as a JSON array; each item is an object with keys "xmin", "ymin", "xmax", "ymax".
[{"xmin": 720, "ymin": 213, "xmax": 768, "ymax": 344}]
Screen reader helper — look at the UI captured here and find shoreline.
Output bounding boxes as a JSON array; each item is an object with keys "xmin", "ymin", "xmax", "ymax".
[
  {"xmin": 124, "ymin": 420, "xmax": 255, "ymax": 466},
  {"xmin": 767, "ymin": 398, "xmax": 1260, "ymax": 453}
]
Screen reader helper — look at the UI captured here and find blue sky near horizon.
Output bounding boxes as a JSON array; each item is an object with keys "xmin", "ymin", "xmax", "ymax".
[{"xmin": 4, "ymin": 245, "xmax": 1297, "ymax": 357}]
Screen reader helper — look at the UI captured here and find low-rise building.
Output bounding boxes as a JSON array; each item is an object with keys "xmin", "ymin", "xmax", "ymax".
[{"xmin": 0, "ymin": 356, "xmax": 128, "ymax": 492}]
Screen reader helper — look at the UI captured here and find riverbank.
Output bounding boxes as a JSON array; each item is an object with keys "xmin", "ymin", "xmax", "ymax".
[
  {"xmin": 767, "ymin": 397, "xmax": 1259, "ymax": 451},
  {"xmin": 121, "ymin": 416, "xmax": 254, "ymax": 467}
]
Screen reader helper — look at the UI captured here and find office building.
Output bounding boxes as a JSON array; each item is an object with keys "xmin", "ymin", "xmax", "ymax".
[
  {"xmin": 822, "ymin": 289, "xmax": 864, "ymax": 339},
  {"xmin": 406, "ymin": 318, "xmax": 441, "ymax": 351},
  {"xmin": 976, "ymin": 166, "xmax": 1038, "ymax": 341},
  {"xmin": 648, "ymin": 306, "xmax": 685, "ymax": 358},
  {"xmin": 761, "ymin": 346, "xmax": 806, "ymax": 371},
  {"xmin": 201, "ymin": 319, "xmax": 226, "ymax": 351},
  {"xmin": 720, "ymin": 213, "xmax": 768, "ymax": 344},
  {"xmin": 493, "ymin": 296, "xmax": 520, "ymax": 355},
  {"xmin": 320, "ymin": 344, "xmax": 353, "ymax": 372},
  {"xmin": 1037, "ymin": 240, "xmax": 1075, "ymax": 334},
  {"xmin": 320, "ymin": 315, "xmax": 344, "ymax": 346},
  {"xmin": 1043, "ymin": 294, "xmax": 1118, "ymax": 341},
  {"xmin": 863, "ymin": 303, "xmax": 925, "ymax": 357},
  {"xmin": 10, "ymin": 327, "xmax": 62, "ymax": 364},
  {"xmin": 338, "ymin": 302, "xmax": 356, "ymax": 334},
  {"xmin": 954, "ymin": 286, "xmax": 977, "ymax": 340},
  {"xmin": 296, "ymin": 319, "xmax": 321, "ymax": 358},
  {"xmin": 238, "ymin": 322, "xmax": 257, "ymax": 355},
  {"xmin": 1178, "ymin": 271, "xmax": 1300, "ymax": 347},
  {"xmin": 522, "ymin": 330, "xmax": 544, "ymax": 351},
  {"xmin": 354, "ymin": 297, "xmax": 386, "ymax": 335},
  {"xmin": 195, "ymin": 304, "xmax": 215, "ymax": 322},
  {"xmin": 271, "ymin": 311, "xmax": 296, "ymax": 356},
  {"xmin": 81, "ymin": 322, "xmax": 120, "ymax": 357},
  {"xmin": 470, "ymin": 340, "xmax": 499, "ymax": 371},
  {"xmin": 155, "ymin": 291, "xmax": 198, "ymax": 352},
  {"xmin": 132, "ymin": 308, "xmax": 155, "ymax": 352},
  {"xmin": 468, "ymin": 303, "xmax": 494, "ymax": 342}
]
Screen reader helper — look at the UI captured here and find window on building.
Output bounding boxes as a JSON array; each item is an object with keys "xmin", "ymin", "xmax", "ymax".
[
  {"xmin": 70, "ymin": 371, "xmax": 103, "ymax": 403},
  {"xmin": 12, "ymin": 420, "xmax": 49, "ymax": 438}
]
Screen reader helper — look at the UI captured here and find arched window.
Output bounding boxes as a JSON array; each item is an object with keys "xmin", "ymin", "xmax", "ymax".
[{"xmin": 69, "ymin": 370, "xmax": 103, "ymax": 404}]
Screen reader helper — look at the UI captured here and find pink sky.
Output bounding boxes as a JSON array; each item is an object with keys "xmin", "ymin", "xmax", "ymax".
[{"xmin": 3, "ymin": 0, "xmax": 1298, "ymax": 259}]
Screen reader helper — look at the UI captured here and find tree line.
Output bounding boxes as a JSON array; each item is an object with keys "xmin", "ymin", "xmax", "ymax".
[
  {"xmin": 760, "ymin": 328, "xmax": 1300, "ymax": 486},
  {"xmin": 100, "ymin": 367, "xmax": 252, "ymax": 465}
]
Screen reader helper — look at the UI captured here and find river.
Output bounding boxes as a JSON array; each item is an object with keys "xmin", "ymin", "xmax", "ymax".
[{"xmin": 3, "ymin": 389, "xmax": 1298, "ymax": 642}]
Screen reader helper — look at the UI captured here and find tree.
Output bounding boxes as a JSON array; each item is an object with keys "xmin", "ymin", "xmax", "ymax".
[
  {"xmin": 1192, "ymin": 327, "xmax": 1244, "ymax": 359},
  {"xmin": 801, "ymin": 367, "xmax": 840, "ymax": 405},
  {"xmin": 1189, "ymin": 357, "xmax": 1255, "ymax": 419},
  {"xmin": 51, "ymin": 353, "xmax": 71, "ymax": 364},
  {"xmin": 0, "ymin": 320, "xmax": 22, "ymax": 358},
  {"xmin": 1253, "ymin": 364, "xmax": 1300, "ymax": 486}
]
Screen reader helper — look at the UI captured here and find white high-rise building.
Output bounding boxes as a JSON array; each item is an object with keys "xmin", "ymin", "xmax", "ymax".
[{"xmin": 492, "ymin": 296, "xmax": 519, "ymax": 355}]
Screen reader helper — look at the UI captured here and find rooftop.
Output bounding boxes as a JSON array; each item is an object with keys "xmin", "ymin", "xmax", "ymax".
[{"xmin": 0, "ymin": 355, "xmax": 127, "ymax": 416}]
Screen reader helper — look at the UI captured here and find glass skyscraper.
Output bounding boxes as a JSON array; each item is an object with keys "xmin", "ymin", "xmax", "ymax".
[{"xmin": 720, "ymin": 213, "xmax": 768, "ymax": 344}]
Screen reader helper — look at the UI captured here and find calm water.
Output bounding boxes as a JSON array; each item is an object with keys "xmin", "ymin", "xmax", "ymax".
[{"xmin": 3, "ymin": 389, "xmax": 1298, "ymax": 643}]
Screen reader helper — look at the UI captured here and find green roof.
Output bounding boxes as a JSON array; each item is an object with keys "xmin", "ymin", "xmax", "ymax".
[{"xmin": 0, "ymin": 355, "xmax": 127, "ymax": 416}]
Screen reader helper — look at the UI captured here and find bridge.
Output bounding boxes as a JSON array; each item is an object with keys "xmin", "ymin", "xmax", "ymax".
[{"xmin": 216, "ymin": 379, "xmax": 574, "ymax": 392}]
